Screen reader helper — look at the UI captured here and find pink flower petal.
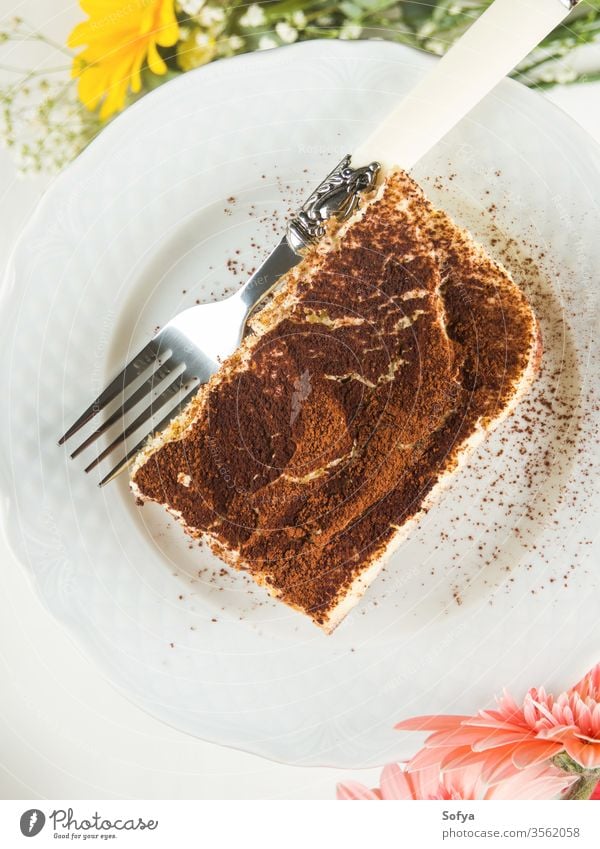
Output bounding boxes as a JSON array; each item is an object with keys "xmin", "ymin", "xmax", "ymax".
[
  {"xmin": 573, "ymin": 701, "xmax": 593, "ymax": 736},
  {"xmin": 407, "ymin": 746, "xmax": 449, "ymax": 771},
  {"xmin": 523, "ymin": 698, "xmax": 539, "ymax": 728},
  {"xmin": 571, "ymin": 663, "xmax": 600, "ymax": 700},
  {"xmin": 563, "ymin": 738, "xmax": 600, "ymax": 769},
  {"xmin": 495, "ymin": 690, "xmax": 525, "ymax": 722},
  {"xmin": 573, "ymin": 731, "xmax": 600, "ymax": 744},
  {"xmin": 480, "ymin": 747, "xmax": 524, "ymax": 784},
  {"xmin": 484, "ymin": 759, "xmax": 522, "ymax": 785},
  {"xmin": 487, "ymin": 764, "xmax": 575, "ymax": 800},
  {"xmin": 441, "ymin": 748, "xmax": 489, "ymax": 772},
  {"xmin": 468, "ymin": 716, "xmax": 527, "ymax": 732},
  {"xmin": 536, "ymin": 724, "xmax": 579, "ymax": 741},
  {"xmin": 336, "ymin": 781, "xmax": 380, "ymax": 800},
  {"xmin": 593, "ymin": 703, "xmax": 600, "ymax": 733},
  {"xmin": 380, "ymin": 763, "xmax": 445, "ymax": 800},
  {"xmin": 395, "ymin": 715, "xmax": 471, "ymax": 732},
  {"xmin": 424, "ymin": 727, "xmax": 493, "ymax": 748},
  {"xmin": 379, "ymin": 764, "xmax": 418, "ymax": 800},
  {"xmin": 529, "ymin": 698, "xmax": 559, "ymax": 727},
  {"xmin": 471, "ymin": 730, "xmax": 537, "ymax": 752},
  {"xmin": 443, "ymin": 764, "xmax": 483, "ymax": 799},
  {"xmin": 511, "ymin": 740, "xmax": 562, "ymax": 769}
]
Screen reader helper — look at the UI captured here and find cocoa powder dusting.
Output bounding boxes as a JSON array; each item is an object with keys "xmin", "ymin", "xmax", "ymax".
[{"xmin": 133, "ymin": 171, "xmax": 538, "ymax": 628}]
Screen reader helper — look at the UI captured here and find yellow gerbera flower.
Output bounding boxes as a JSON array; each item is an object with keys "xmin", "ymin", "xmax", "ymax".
[{"xmin": 68, "ymin": 0, "xmax": 179, "ymax": 120}]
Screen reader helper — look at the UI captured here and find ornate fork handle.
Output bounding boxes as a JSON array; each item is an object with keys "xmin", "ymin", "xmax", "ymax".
[{"xmin": 286, "ymin": 155, "xmax": 381, "ymax": 253}]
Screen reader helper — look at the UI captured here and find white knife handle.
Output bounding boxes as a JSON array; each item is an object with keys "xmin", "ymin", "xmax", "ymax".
[{"xmin": 354, "ymin": 0, "xmax": 579, "ymax": 173}]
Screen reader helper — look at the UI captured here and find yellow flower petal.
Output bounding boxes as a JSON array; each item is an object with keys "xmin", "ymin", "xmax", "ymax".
[
  {"xmin": 157, "ymin": 4, "xmax": 179, "ymax": 47},
  {"xmin": 99, "ymin": 59, "xmax": 132, "ymax": 119},
  {"xmin": 67, "ymin": 20, "xmax": 93, "ymax": 49},
  {"xmin": 147, "ymin": 40, "xmax": 167, "ymax": 76},
  {"xmin": 69, "ymin": 0, "xmax": 177, "ymax": 117},
  {"xmin": 77, "ymin": 66, "xmax": 106, "ymax": 111},
  {"xmin": 130, "ymin": 51, "xmax": 145, "ymax": 94}
]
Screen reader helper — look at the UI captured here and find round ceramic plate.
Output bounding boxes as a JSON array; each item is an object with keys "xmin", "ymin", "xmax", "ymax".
[{"xmin": 1, "ymin": 41, "xmax": 599, "ymax": 768}]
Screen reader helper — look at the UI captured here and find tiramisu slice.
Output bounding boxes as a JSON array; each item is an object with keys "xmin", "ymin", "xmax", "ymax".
[{"xmin": 131, "ymin": 170, "xmax": 541, "ymax": 632}]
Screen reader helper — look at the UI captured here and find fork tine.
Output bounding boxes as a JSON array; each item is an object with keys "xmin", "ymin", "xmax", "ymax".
[
  {"xmin": 58, "ymin": 339, "xmax": 161, "ymax": 445},
  {"xmin": 85, "ymin": 370, "xmax": 196, "ymax": 474},
  {"xmin": 97, "ymin": 385, "xmax": 199, "ymax": 486},
  {"xmin": 69, "ymin": 358, "xmax": 175, "ymax": 459}
]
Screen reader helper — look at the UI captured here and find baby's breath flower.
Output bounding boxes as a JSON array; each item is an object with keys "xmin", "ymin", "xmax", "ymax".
[
  {"xmin": 339, "ymin": 23, "xmax": 362, "ymax": 40},
  {"xmin": 239, "ymin": 4, "xmax": 266, "ymax": 29},
  {"xmin": 198, "ymin": 6, "xmax": 226, "ymax": 27},
  {"xmin": 258, "ymin": 35, "xmax": 278, "ymax": 51},
  {"xmin": 426, "ymin": 40, "xmax": 446, "ymax": 56},
  {"xmin": 275, "ymin": 22, "xmax": 298, "ymax": 44},
  {"xmin": 0, "ymin": 76, "xmax": 99, "ymax": 175},
  {"xmin": 177, "ymin": 0, "xmax": 206, "ymax": 15},
  {"xmin": 291, "ymin": 11, "xmax": 307, "ymax": 30},
  {"xmin": 177, "ymin": 27, "xmax": 216, "ymax": 71},
  {"xmin": 418, "ymin": 21, "xmax": 436, "ymax": 39},
  {"xmin": 228, "ymin": 35, "xmax": 244, "ymax": 51},
  {"xmin": 545, "ymin": 66, "xmax": 577, "ymax": 85}
]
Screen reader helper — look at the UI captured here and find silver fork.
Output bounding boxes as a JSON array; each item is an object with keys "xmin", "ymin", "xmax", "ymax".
[{"xmin": 58, "ymin": 156, "xmax": 380, "ymax": 486}]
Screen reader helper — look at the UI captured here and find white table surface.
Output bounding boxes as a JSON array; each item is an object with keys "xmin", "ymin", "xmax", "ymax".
[{"xmin": 1, "ymin": 1, "xmax": 599, "ymax": 800}]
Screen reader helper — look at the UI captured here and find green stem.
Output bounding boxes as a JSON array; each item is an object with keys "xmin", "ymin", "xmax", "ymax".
[
  {"xmin": 552, "ymin": 753, "xmax": 600, "ymax": 799},
  {"xmin": 563, "ymin": 774, "xmax": 599, "ymax": 800}
]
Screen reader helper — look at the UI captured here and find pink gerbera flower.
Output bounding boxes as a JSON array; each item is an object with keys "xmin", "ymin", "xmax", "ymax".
[
  {"xmin": 337, "ymin": 762, "xmax": 571, "ymax": 800},
  {"xmin": 395, "ymin": 662, "xmax": 600, "ymax": 785}
]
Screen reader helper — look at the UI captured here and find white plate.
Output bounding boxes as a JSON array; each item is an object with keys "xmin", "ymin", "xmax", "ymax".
[{"xmin": 1, "ymin": 41, "xmax": 599, "ymax": 768}]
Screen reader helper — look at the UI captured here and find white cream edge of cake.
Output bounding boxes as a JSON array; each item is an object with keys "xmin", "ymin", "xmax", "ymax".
[{"xmin": 130, "ymin": 170, "xmax": 541, "ymax": 633}]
